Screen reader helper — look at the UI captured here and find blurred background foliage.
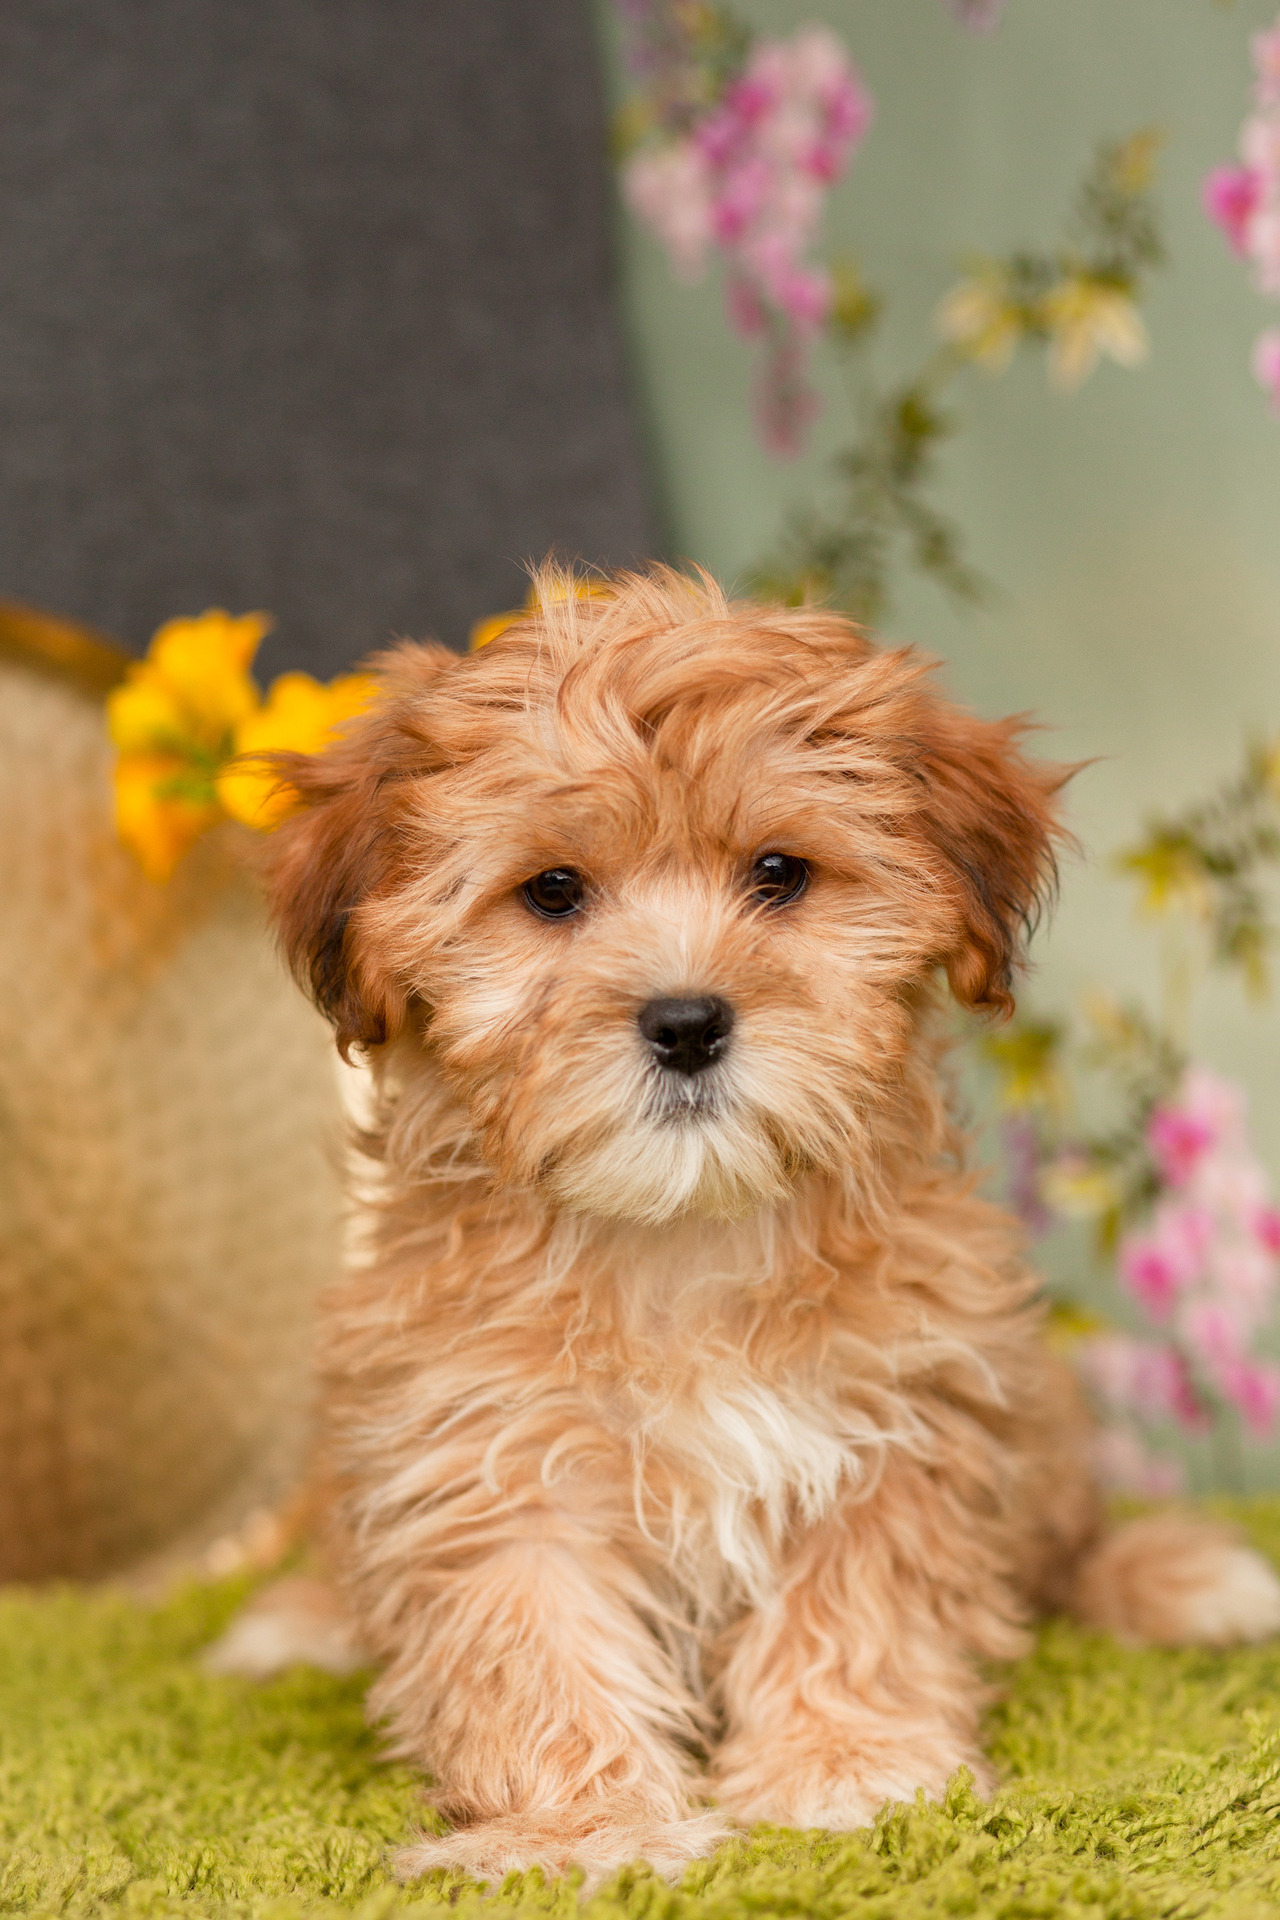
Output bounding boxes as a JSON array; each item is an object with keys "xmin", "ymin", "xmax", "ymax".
[{"xmin": 597, "ymin": 0, "xmax": 1280, "ymax": 1488}]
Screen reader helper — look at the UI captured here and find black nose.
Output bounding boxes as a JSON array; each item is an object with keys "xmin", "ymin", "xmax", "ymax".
[{"xmin": 637, "ymin": 996, "xmax": 734, "ymax": 1076}]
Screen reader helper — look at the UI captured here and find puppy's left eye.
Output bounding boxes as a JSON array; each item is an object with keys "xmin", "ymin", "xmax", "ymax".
[
  {"xmin": 522, "ymin": 868, "xmax": 586, "ymax": 919},
  {"xmin": 748, "ymin": 853, "xmax": 809, "ymax": 909}
]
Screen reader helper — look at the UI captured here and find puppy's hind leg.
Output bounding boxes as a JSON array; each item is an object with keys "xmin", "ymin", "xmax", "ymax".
[
  {"xmin": 203, "ymin": 1576, "xmax": 367, "ymax": 1678},
  {"xmin": 1069, "ymin": 1510, "xmax": 1280, "ymax": 1648}
]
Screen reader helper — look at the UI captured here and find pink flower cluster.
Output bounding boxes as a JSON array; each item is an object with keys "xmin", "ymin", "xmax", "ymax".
[
  {"xmin": 623, "ymin": 27, "xmax": 873, "ymax": 454},
  {"xmin": 1080, "ymin": 1068, "xmax": 1280, "ymax": 1490},
  {"xmin": 1203, "ymin": 13, "xmax": 1280, "ymax": 412}
]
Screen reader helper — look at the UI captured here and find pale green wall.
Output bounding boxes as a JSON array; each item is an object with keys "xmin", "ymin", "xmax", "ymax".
[{"xmin": 597, "ymin": 0, "xmax": 1280, "ymax": 1175}]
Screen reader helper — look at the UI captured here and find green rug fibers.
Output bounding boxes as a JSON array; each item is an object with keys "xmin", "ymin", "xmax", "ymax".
[{"xmin": 6, "ymin": 1505, "xmax": 1280, "ymax": 1920}]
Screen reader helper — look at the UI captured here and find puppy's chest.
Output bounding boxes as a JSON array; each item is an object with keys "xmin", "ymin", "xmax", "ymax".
[{"xmin": 577, "ymin": 1284, "xmax": 879, "ymax": 1600}]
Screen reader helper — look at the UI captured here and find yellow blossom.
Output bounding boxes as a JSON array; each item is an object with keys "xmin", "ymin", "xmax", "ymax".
[
  {"xmin": 107, "ymin": 609, "xmax": 271, "ymax": 757},
  {"xmin": 1046, "ymin": 1299, "xmax": 1108, "ymax": 1350},
  {"xmin": 937, "ymin": 263, "xmax": 1025, "ymax": 372},
  {"xmin": 829, "ymin": 257, "xmax": 881, "ymax": 341},
  {"xmin": 105, "ymin": 674, "xmax": 192, "ymax": 754},
  {"xmin": 470, "ymin": 607, "xmax": 526, "ymax": 651},
  {"xmin": 1040, "ymin": 1156, "xmax": 1122, "ymax": 1220},
  {"xmin": 1263, "ymin": 736, "xmax": 1280, "ymax": 804},
  {"xmin": 106, "ymin": 608, "xmax": 273, "ymax": 882},
  {"xmin": 1040, "ymin": 276, "xmax": 1148, "ymax": 390},
  {"xmin": 471, "ymin": 576, "xmax": 613, "ymax": 650},
  {"xmin": 217, "ymin": 671, "xmax": 378, "ymax": 827},
  {"xmin": 106, "ymin": 606, "xmax": 380, "ymax": 877},
  {"xmin": 1108, "ymin": 127, "xmax": 1163, "ymax": 197},
  {"xmin": 1117, "ymin": 838, "xmax": 1212, "ymax": 920},
  {"xmin": 112, "ymin": 750, "xmax": 222, "ymax": 884},
  {"xmin": 981, "ymin": 1019, "xmax": 1066, "ymax": 1112}
]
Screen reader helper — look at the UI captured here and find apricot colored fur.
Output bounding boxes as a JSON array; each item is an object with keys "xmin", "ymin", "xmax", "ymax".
[{"xmin": 256, "ymin": 567, "xmax": 1280, "ymax": 1885}]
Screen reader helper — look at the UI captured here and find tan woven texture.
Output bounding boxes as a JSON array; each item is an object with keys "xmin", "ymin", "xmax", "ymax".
[{"xmin": 0, "ymin": 656, "xmax": 343, "ymax": 1579}]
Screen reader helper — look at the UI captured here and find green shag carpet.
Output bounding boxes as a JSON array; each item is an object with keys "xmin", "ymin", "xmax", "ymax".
[{"xmin": 6, "ymin": 1504, "xmax": 1280, "ymax": 1920}]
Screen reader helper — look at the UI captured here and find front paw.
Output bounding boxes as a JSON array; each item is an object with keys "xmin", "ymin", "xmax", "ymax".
[
  {"xmin": 712, "ymin": 1723, "xmax": 990, "ymax": 1831},
  {"xmin": 396, "ymin": 1798, "xmax": 729, "ymax": 1889}
]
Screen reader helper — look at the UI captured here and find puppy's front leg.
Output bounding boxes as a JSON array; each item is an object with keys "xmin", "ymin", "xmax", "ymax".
[
  {"xmin": 711, "ymin": 1459, "xmax": 1024, "ymax": 1830},
  {"xmin": 388, "ymin": 1530, "xmax": 726, "ymax": 1885}
]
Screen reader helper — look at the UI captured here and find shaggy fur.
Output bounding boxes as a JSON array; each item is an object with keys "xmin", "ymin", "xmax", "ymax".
[{"xmin": 243, "ymin": 566, "xmax": 1280, "ymax": 1884}]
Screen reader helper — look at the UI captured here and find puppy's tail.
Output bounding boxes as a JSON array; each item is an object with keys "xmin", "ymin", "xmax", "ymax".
[{"xmin": 1068, "ymin": 1510, "xmax": 1280, "ymax": 1648}]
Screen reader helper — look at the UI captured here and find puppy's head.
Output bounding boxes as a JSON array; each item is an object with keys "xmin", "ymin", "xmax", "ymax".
[{"xmin": 263, "ymin": 567, "xmax": 1064, "ymax": 1224}]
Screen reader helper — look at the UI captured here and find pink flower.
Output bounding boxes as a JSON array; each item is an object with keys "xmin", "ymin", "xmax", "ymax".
[
  {"xmin": 1250, "ymin": 211, "xmax": 1280, "ymax": 294},
  {"xmin": 619, "ymin": 15, "xmax": 872, "ymax": 457},
  {"xmin": 1181, "ymin": 1297, "xmax": 1250, "ymax": 1371},
  {"xmin": 773, "ymin": 263, "xmax": 832, "ymax": 332},
  {"xmin": 1147, "ymin": 1105, "xmax": 1216, "ymax": 1187},
  {"xmin": 1179, "ymin": 1069, "xmax": 1246, "ymax": 1151},
  {"xmin": 806, "ymin": 134, "xmax": 850, "ymax": 185},
  {"xmin": 1219, "ymin": 1357, "xmax": 1280, "ymax": 1434},
  {"xmin": 1089, "ymin": 1056, "xmax": 1280, "ymax": 1470},
  {"xmin": 753, "ymin": 338, "xmax": 820, "ymax": 458},
  {"xmin": 1120, "ymin": 1242, "xmax": 1181, "ymax": 1318},
  {"xmin": 1203, "ymin": 21, "xmax": 1280, "ymax": 411},
  {"xmin": 724, "ymin": 275, "xmax": 767, "ymax": 338},
  {"xmin": 1209, "ymin": 1238, "xmax": 1277, "ymax": 1316},
  {"xmin": 1203, "ymin": 165, "xmax": 1266, "ymax": 256},
  {"xmin": 1195, "ymin": 1152, "xmax": 1269, "ymax": 1221},
  {"xmin": 1252, "ymin": 326, "xmax": 1280, "ymax": 410},
  {"xmin": 1002, "ymin": 1115, "xmax": 1051, "ymax": 1238},
  {"xmin": 1078, "ymin": 1335, "xmax": 1207, "ymax": 1431},
  {"xmin": 788, "ymin": 25, "xmax": 859, "ymax": 95},
  {"xmin": 1119, "ymin": 1203, "xmax": 1211, "ymax": 1315},
  {"xmin": 821, "ymin": 72, "xmax": 874, "ymax": 149},
  {"xmin": 1241, "ymin": 110, "xmax": 1280, "ymax": 177},
  {"xmin": 722, "ymin": 74, "xmax": 776, "ymax": 129},
  {"xmin": 1091, "ymin": 1425, "xmax": 1184, "ymax": 1497},
  {"xmin": 710, "ymin": 159, "xmax": 770, "ymax": 244},
  {"xmin": 1254, "ymin": 20, "xmax": 1280, "ymax": 104},
  {"xmin": 622, "ymin": 141, "xmax": 713, "ymax": 281}
]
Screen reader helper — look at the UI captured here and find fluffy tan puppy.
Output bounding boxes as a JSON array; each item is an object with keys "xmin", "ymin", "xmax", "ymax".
[{"xmin": 246, "ymin": 566, "xmax": 1280, "ymax": 1883}]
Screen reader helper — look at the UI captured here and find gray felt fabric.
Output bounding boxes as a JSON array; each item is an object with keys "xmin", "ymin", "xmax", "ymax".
[{"xmin": 0, "ymin": 1, "xmax": 657, "ymax": 676}]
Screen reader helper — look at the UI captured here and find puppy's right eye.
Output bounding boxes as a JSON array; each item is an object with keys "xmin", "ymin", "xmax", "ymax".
[{"xmin": 522, "ymin": 868, "xmax": 586, "ymax": 919}]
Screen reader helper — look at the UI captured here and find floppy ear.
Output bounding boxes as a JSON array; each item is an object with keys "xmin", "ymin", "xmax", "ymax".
[
  {"xmin": 258, "ymin": 646, "xmax": 451, "ymax": 1059},
  {"xmin": 913, "ymin": 703, "xmax": 1069, "ymax": 1016}
]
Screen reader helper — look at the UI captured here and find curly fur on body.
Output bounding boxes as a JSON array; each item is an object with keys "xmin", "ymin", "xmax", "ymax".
[{"xmin": 229, "ymin": 567, "xmax": 1280, "ymax": 1886}]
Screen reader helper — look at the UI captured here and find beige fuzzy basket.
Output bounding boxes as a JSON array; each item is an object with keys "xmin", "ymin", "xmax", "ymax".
[{"xmin": 0, "ymin": 606, "xmax": 343, "ymax": 1580}]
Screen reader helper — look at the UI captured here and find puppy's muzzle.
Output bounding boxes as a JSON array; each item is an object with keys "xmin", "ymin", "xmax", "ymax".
[{"xmin": 637, "ymin": 996, "xmax": 734, "ymax": 1076}]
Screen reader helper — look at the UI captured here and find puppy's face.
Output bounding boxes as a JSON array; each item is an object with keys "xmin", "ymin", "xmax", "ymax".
[{"xmin": 265, "ymin": 572, "xmax": 1060, "ymax": 1224}]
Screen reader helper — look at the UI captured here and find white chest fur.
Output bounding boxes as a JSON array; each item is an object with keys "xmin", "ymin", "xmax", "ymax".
[{"xmin": 577, "ymin": 1214, "xmax": 900, "ymax": 1610}]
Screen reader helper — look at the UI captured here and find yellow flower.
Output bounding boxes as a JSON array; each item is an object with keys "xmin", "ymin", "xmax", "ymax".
[
  {"xmin": 217, "ymin": 670, "xmax": 378, "ymax": 827},
  {"xmin": 937, "ymin": 263, "xmax": 1025, "ymax": 372},
  {"xmin": 829, "ymin": 257, "xmax": 881, "ymax": 341},
  {"xmin": 105, "ymin": 674, "xmax": 191, "ymax": 754},
  {"xmin": 112, "ymin": 750, "xmax": 222, "ymax": 884},
  {"xmin": 1040, "ymin": 1155, "xmax": 1122, "ymax": 1221},
  {"xmin": 469, "ymin": 607, "xmax": 526, "ymax": 651},
  {"xmin": 1046, "ymin": 1299, "xmax": 1108, "ymax": 1350},
  {"xmin": 1263, "ymin": 736, "xmax": 1280, "ymax": 804},
  {"xmin": 107, "ymin": 609, "xmax": 271, "ymax": 757},
  {"xmin": 1039, "ymin": 276, "xmax": 1148, "ymax": 390},
  {"xmin": 106, "ymin": 608, "xmax": 273, "ymax": 880},
  {"xmin": 1107, "ymin": 127, "xmax": 1163, "ymax": 198},
  {"xmin": 105, "ymin": 604, "xmax": 383, "ymax": 876},
  {"xmin": 1117, "ymin": 837, "xmax": 1212, "ymax": 920},
  {"xmin": 981, "ymin": 1019, "xmax": 1066, "ymax": 1111},
  {"xmin": 470, "ymin": 576, "xmax": 614, "ymax": 649}
]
